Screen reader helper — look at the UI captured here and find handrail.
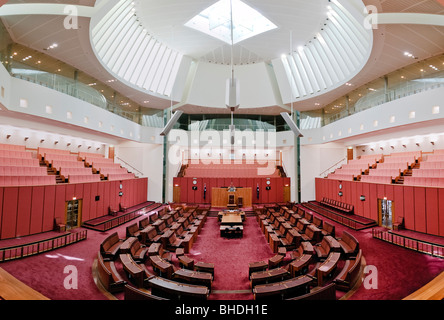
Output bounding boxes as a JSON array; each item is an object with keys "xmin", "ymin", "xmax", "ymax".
[
  {"xmin": 115, "ymin": 156, "xmax": 143, "ymax": 177},
  {"xmin": 372, "ymin": 228, "xmax": 444, "ymax": 259},
  {"xmin": 319, "ymin": 157, "xmax": 347, "ymax": 177}
]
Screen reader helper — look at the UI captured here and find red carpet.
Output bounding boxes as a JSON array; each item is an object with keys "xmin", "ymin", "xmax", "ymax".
[{"xmin": 0, "ymin": 205, "xmax": 443, "ymax": 300}]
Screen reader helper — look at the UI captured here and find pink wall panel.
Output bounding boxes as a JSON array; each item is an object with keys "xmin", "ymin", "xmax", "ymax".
[
  {"xmin": 54, "ymin": 185, "xmax": 66, "ymax": 222},
  {"xmin": 369, "ymin": 183, "xmax": 378, "ymax": 221},
  {"xmin": 355, "ymin": 182, "xmax": 363, "ymax": 216},
  {"xmin": 29, "ymin": 186, "xmax": 44, "ymax": 235},
  {"xmin": 425, "ymin": 188, "xmax": 439, "ymax": 236},
  {"xmin": 403, "ymin": 187, "xmax": 415, "ymax": 230},
  {"xmin": 42, "ymin": 185, "xmax": 56, "ymax": 232},
  {"xmin": 385, "ymin": 185, "xmax": 394, "ymax": 201},
  {"xmin": 362, "ymin": 183, "xmax": 371, "ymax": 219},
  {"xmin": 16, "ymin": 186, "xmax": 32, "ymax": 237},
  {"xmin": 393, "ymin": 185, "xmax": 404, "ymax": 220},
  {"xmin": 96, "ymin": 182, "xmax": 105, "ymax": 217},
  {"xmin": 65, "ymin": 184, "xmax": 75, "ymax": 202},
  {"xmin": 89, "ymin": 183, "xmax": 98, "ymax": 220},
  {"xmin": 1, "ymin": 187, "xmax": 19, "ymax": 239},
  {"xmin": 75, "ymin": 183, "xmax": 84, "ymax": 199},
  {"xmin": 376, "ymin": 184, "xmax": 385, "ymax": 200},
  {"xmin": 413, "ymin": 187, "xmax": 426, "ymax": 233},
  {"xmin": 103, "ymin": 181, "xmax": 110, "ymax": 215}
]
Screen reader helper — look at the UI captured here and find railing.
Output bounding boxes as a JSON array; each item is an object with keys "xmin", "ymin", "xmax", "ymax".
[
  {"xmin": 115, "ymin": 156, "xmax": 144, "ymax": 177},
  {"xmin": 319, "ymin": 157, "xmax": 347, "ymax": 178},
  {"xmin": 372, "ymin": 228, "xmax": 444, "ymax": 259},
  {"xmin": 0, "ymin": 230, "xmax": 88, "ymax": 263}
]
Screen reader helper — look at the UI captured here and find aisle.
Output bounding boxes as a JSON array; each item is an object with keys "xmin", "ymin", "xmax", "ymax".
[{"xmin": 188, "ymin": 216, "xmax": 275, "ymax": 300}]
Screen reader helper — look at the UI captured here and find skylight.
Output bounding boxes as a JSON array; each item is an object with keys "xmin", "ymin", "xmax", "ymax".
[{"xmin": 184, "ymin": 0, "xmax": 277, "ymax": 45}]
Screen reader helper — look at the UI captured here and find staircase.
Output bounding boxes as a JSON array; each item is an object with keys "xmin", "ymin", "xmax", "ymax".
[{"xmin": 40, "ymin": 161, "xmax": 64, "ymax": 184}]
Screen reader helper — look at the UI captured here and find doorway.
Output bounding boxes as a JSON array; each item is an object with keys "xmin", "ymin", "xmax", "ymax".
[
  {"xmin": 378, "ymin": 198, "xmax": 394, "ymax": 229},
  {"xmin": 65, "ymin": 199, "xmax": 82, "ymax": 230}
]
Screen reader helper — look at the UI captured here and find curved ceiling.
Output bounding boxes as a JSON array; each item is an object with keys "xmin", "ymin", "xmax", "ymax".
[{"xmin": 0, "ymin": 0, "xmax": 443, "ymax": 115}]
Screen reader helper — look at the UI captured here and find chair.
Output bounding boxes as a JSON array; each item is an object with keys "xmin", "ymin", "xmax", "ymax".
[
  {"xmin": 54, "ymin": 217, "xmax": 66, "ymax": 232},
  {"xmin": 393, "ymin": 216, "xmax": 404, "ymax": 231},
  {"xmin": 227, "ymin": 194, "xmax": 237, "ymax": 209}
]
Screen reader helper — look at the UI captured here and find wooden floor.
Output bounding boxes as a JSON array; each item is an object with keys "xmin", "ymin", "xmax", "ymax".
[
  {"xmin": 0, "ymin": 267, "xmax": 49, "ymax": 300},
  {"xmin": 403, "ymin": 271, "xmax": 444, "ymax": 300}
]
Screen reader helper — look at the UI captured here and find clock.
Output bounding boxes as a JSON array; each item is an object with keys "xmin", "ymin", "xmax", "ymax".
[
  {"xmin": 193, "ymin": 180, "xmax": 197, "ymax": 185},
  {"xmin": 339, "ymin": 184, "xmax": 343, "ymax": 190},
  {"xmin": 266, "ymin": 180, "xmax": 271, "ymax": 185}
]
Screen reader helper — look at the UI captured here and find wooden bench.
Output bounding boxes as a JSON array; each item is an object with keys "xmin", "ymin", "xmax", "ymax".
[
  {"xmin": 268, "ymin": 254, "xmax": 284, "ymax": 269},
  {"xmin": 248, "ymin": 261, "xmax": 268, "ymax": 276},
  {"xmin": 301, "ymin": 224, "xmax": 321, "ymax": 243},
  {"xmin": 149, "ymin": 255, "xmax": 176, "ymax": 279},
  {"xmin": 126, "ymin": 223, "xmax": 141, "ymax": 239},
  {"xmin": 119, "ymin": 253, "xmax": 154, "ymax": 288},
  {"xmin": 290, "ymin": 241, "xmax": 314, "ymax": 260},
  {"xmin": 320, "ymin": 220, "xmax": 335, "ymax": 237},
  {"xmin": 129, "ymin": 238, "xmax": 149, "ymax": 262},
  {"xmin": 253, "ymin": 275, "xmax": 312, "ymax": 300},
  {"xmin": 140, "ymin": 225, "xmax": 162, "ymax": 244},
  {"xmin": 120, "ymin": 236, "xmax": 138, "ymax": 254},
  {"xmin": 337, "ymin": 231, "xmax": 359, "ymax": 258},
  {"xmin": 124, "ymin": 284, "xmax": 168, "ymax": 300},
  {"xmin": 317, "ymin": 252, "xmax": 341, "ymax": 286},
  {"xmin": 148, "ymin": 276, "xmax": 209, "ymax": 300},
  {"xmin": 138, "ymin": 217, "xmax": 150, "ymax": 230},
  {"xmin": 288, "ymin": 253, "xmax": 312, "ymax": 277},
  {"xmin": 314, "ymin": 235, "xmax": 341, "ymax": 261},
  {"xmin": 100, "ymin": 232, "xmax": 123, "ymax": 259},
  {"xmin": 97, "ymin": 252, "xmax": 127, "ymax": 293},
  {"xmin": 333, "ymin": 249, "xmax": 363, "ymax": 291},
  {"xmin": 287, "ymin": 283, "xmax": 336, "ymax": 300}
]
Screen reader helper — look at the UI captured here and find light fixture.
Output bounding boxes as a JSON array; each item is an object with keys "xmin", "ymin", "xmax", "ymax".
[
  {"xmin": 88, "ymin": 146, "xmax": 92, "ymax": 149},
  {"xmin": 78, "ymin": 145, "xmax": 82, "ymax": 148},
  {"xmin": 54, "ymin": 141, "xmax": 59, "ymax": 145},
  {"xmin": 370, "ymin": 148, "xmax": 374, "ymax": 151},
  {"xmin": 40, "ymin": 139, "xmax": 45, "ymax": 143},
  {"xmin": 67, "ymin": 143, "xmax": 71, "ymax": 147},
  {"xmin": 96, "ymin": 147, "xmax": 100, "ymax": 151},
  {"xmin": 390, "ymin": 146, "xmax": 394, "ymax": 149},
  {"xmin": 6, "ymin": 135, "xmax": 11, "ymax": 139},
  {"xmin": 380, "ymin": 147, "xmax": 384, "ymax": 150},
  {"xmin": 416, "ymin": 143, "xmax": 420, "ymax": 147},
  {"xmin": 24, "ymin": 137, "xmax": 29, "ymax": 141},
  {"xmin": 402, "ymin": 145, "xmax": 406, "ymax": 148},
  {"xmin": 431, "ymin": 141, "xmax": 435, "ymax": 145}
]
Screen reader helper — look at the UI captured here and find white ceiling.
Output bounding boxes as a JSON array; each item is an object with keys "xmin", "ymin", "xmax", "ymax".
[{"xmin": 1, "ymin": 0, "xmax": 444, "ymax": 114}]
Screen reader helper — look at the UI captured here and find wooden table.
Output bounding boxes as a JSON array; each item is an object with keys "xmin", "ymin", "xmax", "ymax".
[{"xmin": 148, "ymin": 276, "xmax": 209, "ymax": 300}]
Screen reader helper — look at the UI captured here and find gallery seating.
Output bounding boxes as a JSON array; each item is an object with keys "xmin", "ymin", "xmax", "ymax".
[{"xmin": 320, "ymin": 198, "xmax": 353, "ymax": 214}]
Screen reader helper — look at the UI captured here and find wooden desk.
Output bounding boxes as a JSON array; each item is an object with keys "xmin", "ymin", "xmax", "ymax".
[
  {"xmin": 194, "ymin": 262, "xmax": 215, "ymax": 276},
  {"xmin": 250, "ymin": 267, "xmax": 289, "ymax": 287},
  {"xmin": 289, "ymin": 254, "xmax": 312, "ymax": 277},
  {"xmin": 212, "ymin": 188, "xmax": 252, "ymax": 207},
  {"xmin": 178, "ymin": 255, "xmax": 195, "ymax": 270},
  {"xmin": 221, "ymin": 214, "xmax": 243, "ymax": 225},
  {"xmin": 248, "ymin": 261, "xmax": 268, "ymax": 276},
  {"xmin": 148, "ymin": 276, "xmax": 209, "ymax": 300},
  {"xmin": 253, "ymin": 275, "xmax": 312, "ymax": 300},
  {"xmin": 149, "ymin": 255, "xmax": 174, "ymax": 279},
  {"xmin": 317, "ymin": 252, "xmax": 341, "ymax": 286}
]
